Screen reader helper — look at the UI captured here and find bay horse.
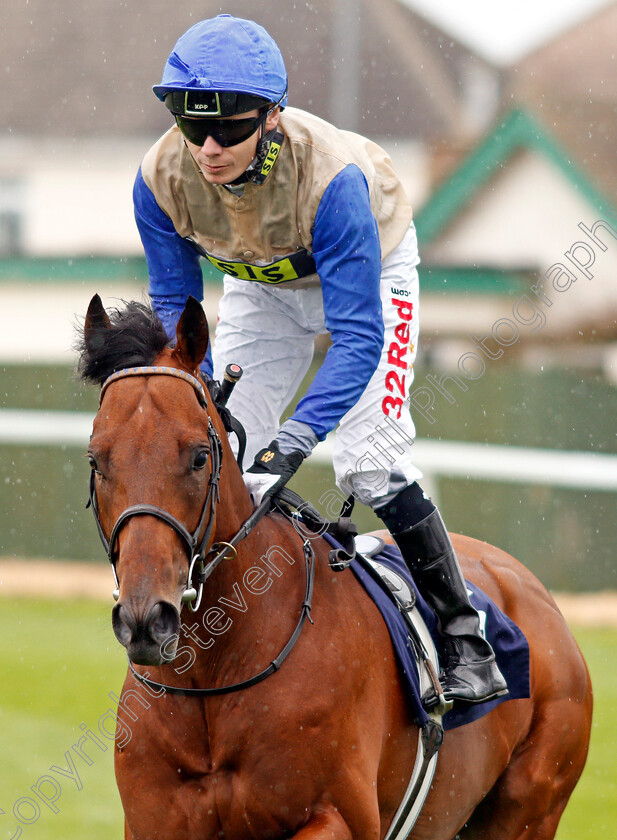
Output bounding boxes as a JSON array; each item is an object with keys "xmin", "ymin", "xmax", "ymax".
[{"xmin": 78, "ymin": 294, "xmax": 592, "ymax": 840}]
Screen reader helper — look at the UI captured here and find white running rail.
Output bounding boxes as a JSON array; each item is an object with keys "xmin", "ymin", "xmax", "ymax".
[{"xmin": 1, "ymin": 409, "xmax": 617, "ymax": 492}]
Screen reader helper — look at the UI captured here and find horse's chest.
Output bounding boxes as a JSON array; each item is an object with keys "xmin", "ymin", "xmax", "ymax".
[
  {"xmin": 124, "ymin": 766, "xmax": 295, "ymax": 840},
  {"xmin": 119, "ymin": 709, "xmax": 301, "ymax": 839}
]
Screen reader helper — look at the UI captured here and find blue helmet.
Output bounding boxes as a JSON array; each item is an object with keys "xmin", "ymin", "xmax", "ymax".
[{"xmin": 153, "ymin": 15, "xmax": 288, "ymax": 117}]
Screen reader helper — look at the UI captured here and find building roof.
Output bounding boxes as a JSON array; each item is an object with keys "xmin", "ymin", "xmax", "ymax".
[
  {"xmin": 413, "ymin": 107, "xmax": 617, "ymax": 336},
  {"xmin": 2, "ymin": 0, "xmax": 499, "ymax": 144},
  {"xmin": 398, "ymin": 0, "xmax": 615, "ymax": 66},
  {"xmin": 416, "ymin": 108, "xmax": 616, "ymax": 249},
  {"xmin": 506, "ymin": 0, "xmax": 617, "ymax": 199}
]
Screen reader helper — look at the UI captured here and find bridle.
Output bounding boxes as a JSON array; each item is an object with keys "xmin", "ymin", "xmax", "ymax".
[
  {"xmin": 88, "ymin": 366, "xmax": 223, "ymax": 612},
  {"xmin": 87, "ymin": 364, "xmax": 316, "ymax": 697}
]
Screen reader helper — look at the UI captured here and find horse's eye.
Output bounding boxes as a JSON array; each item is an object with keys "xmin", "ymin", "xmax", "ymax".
[
  {"xmin": 87, "ymin": 453, "xmax": 98, "ymax": 471},
  {"xmin": 192, "ymin": 450, "xmax": 209, "ymax": 470}
]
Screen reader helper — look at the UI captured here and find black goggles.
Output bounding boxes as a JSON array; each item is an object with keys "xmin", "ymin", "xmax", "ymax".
[{"xmin": 175, "ymin": 110, "xmax": 268, "ymax": 148}]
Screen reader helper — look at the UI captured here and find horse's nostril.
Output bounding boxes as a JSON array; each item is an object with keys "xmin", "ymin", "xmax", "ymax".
[
  {"xmin": 111, "ymin": 600, "xmax": 180, "ymax": 664},
  {"xmin": 147, "ymin": 601, "xmax": 180, "ymax": 646},
  {"xmin": 112, "ymin": 603, "xmax": 134, "ymax": 647}
]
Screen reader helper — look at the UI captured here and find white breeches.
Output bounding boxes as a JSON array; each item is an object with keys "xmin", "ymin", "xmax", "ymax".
[{"xmin": 212, "ymin": 223, "xmax": 422, "ymax": 506}]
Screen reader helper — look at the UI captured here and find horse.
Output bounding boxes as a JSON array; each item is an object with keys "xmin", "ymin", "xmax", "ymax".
[{"xmin": 78, "ymin": 294, "xmax": 592, "ymax": 840}]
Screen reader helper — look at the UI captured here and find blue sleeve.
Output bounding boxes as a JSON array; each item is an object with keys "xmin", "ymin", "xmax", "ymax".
[
  {"xmin": 290, "ymin": 165, "xmax": 383, "ymax": 439},
  {"xmin": 133, "ymin": 167, "xmax": 213, "ymax": 375}
]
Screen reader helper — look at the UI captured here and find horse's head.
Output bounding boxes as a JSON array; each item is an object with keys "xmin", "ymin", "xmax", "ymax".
[{"xmin": 78, "ymin": 295, "xmax": 239, "ymax": 665}]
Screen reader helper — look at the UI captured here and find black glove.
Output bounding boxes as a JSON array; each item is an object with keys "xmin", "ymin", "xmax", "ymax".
[{"xmin": 243, "ymin": 441, "xmax": 304, "ymax": 505}]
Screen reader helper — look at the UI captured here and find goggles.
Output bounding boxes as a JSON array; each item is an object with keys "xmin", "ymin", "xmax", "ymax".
[{"xmin": 174, "ymin": 110, "xmax": 268, "ymax": 147}]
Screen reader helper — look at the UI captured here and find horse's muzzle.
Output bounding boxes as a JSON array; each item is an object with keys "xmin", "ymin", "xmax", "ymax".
[{"xmin": 112, "ymin": 600, "xmax": 180, "ymax": 665}]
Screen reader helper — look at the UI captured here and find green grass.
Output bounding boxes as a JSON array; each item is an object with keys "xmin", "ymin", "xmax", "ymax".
[
  {"xmin": 0, "ymin": 598, "xmax": 614, "ymax": 839},
  {"xmin": 0, "ymin": 599, "xmax": 126, "ymax": 839},
  {"xmin": 556, "ymin": 628, "xmax": 617, "ymax": 839}
]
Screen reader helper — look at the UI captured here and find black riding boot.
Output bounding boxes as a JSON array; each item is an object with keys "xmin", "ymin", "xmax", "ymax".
[
  {"xmin": 376, "ymin": 483, "xmax": 508, "ymax": 703},
  {"xmin": 392, "ymin": 508, "xmax": 508, "ymax": 703}
]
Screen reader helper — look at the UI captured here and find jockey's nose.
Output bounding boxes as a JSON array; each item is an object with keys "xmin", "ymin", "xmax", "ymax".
[{"xmin": 200, "ymin": 134, "xmax": 223, "ymax": 155}]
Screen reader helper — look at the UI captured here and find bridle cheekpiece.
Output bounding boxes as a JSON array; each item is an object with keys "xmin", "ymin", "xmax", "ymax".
[{"xmin": 88, "ymin": 366, "xmax": 222, "ymax": 611}]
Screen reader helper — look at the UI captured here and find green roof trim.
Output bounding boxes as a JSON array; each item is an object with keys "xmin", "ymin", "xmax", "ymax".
[
  {"xmin": 415, "ymin": 108, "xmax": 617, "ymax": 245},
  {"xmin": 419, "ymin": 266, "xmax": 528, "ymax": 295},
  {"xmin": 0, "ymin": 256, "xmax": 221, "ymax": 285},
  {"xmin": 0, "ymin": 256, "xmax": 150, "ymax": 283}
]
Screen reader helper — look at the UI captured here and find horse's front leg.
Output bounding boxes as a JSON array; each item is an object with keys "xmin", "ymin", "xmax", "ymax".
[{"xmin": 290, "ymin": 803, "xmax": 377, "ymax": 840}]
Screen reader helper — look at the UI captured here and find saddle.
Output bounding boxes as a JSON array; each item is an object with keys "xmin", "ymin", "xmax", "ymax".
[
  {"xmin": 354, "ymin": 533, "xmax": 452, "ymax": 714},
  {"xmin": 273, "ymin": 487, "xmax": 529, "ymax": 730}
]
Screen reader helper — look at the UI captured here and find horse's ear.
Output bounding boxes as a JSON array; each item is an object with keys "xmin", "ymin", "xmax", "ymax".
[
  {"xmin": 84, "ymin": 294, "xmax": 111, "ymax": 342},
  {"xmin": 174, "ymin": 296, "xmax": 209, "ymax": 370}
]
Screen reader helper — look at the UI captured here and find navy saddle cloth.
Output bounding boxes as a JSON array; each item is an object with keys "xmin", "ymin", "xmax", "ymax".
[{"xmin": 323, "ymin": 535, "xmax": 530, "ymax": 731}]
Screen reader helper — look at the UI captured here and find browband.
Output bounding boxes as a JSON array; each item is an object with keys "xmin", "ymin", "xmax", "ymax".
[{"xmin": 99, "ymin": 366, "xmax": 207, "ymax": 407}]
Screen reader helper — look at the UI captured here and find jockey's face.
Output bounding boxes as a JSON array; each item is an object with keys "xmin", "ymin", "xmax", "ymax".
[{"xmin": 185, "ymin": 108, "xmax": 280, "ymax": 185}]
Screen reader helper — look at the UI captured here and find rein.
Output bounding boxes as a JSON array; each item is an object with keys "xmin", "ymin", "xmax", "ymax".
[{"xmin": 88, "ymin": 364, "xmax": 316, "ymax": 696}]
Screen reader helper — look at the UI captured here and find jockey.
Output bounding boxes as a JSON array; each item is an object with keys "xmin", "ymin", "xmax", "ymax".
[{"xmin": 134, "ymin": 14, "xmax": 507, "ymax": 706}]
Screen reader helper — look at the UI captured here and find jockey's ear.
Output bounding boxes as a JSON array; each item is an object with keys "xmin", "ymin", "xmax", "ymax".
[
  {"xmin": 174, "ymin": 296, "xmax": 210, "ymax": 372},
  {"xmin": 84, "ymin": 294, "xmax": 112, "ymax": 343}
]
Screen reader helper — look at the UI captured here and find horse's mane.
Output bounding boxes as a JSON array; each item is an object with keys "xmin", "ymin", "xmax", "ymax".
[{"xmin": 76, "ymin": 300, "xmax": 169, "ymax": 385}]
